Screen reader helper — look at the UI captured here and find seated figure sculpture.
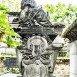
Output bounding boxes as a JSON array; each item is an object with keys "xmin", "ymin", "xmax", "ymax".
[{"xmin": 19, "ymin": 0, "xmax": 53, "ymax": 27}]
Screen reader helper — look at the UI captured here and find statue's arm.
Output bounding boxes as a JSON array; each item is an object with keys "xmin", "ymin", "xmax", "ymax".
[{"xmin": 34, "ymin": 8, "xmax": 53, "ymax": 27}]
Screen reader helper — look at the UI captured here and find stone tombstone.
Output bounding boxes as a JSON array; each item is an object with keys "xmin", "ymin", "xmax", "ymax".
[{"xmin": 16, "ymin": 0, "xmax": 59, "ymax": 77}]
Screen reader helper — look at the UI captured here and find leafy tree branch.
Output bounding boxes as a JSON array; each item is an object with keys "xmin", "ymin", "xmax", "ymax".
[{"xmin": 0, "ymin": 4, "xmax": 21, "ymax": 48}]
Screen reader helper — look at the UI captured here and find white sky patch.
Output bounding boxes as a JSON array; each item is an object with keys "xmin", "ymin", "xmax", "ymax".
[{"xmin": 35, "ymin": 0, "xmax": 77, "ymax": 6}]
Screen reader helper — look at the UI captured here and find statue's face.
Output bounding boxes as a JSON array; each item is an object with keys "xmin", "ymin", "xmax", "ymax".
[
  {"xmin": 21, "ymin": 4, "xmax": 32, "ymax": 11},
  {"xmin": 20, "ymin": 5, "xmax": 31, "ymax": 21},
  {"xmin": 21, "ymin": 5, "xmax": 31, "ymax": 13},
  {"xmin": 23, "ymin": 6, "xmax": 29, "ymax": 12}
]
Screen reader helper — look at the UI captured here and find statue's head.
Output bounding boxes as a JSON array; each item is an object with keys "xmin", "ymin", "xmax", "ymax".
[{"xmin": 21, "ymin": 0, "xmax": 37, "ymax": 9}]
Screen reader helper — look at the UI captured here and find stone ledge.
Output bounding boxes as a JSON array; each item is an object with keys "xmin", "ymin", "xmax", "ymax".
[{"xmin": 62, "ymin": 19, "xmax": 77, "ymax": 41}]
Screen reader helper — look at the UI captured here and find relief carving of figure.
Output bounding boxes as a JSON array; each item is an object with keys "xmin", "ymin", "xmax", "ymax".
[{"xmin": 17, "ymin": 36, "xmax": 57, "ymax": 77}]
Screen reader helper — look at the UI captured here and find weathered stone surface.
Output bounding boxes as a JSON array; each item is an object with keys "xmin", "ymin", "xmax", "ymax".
[
  {"xmin": 22, "ymin": 64, "xmax": 48, "ymax": 77},
  {"xmin": 16, "ymin": 35, "xmax": 59, "ymax": 77},
  {"xmin": 15, "ymin": 0, "xmax": 59, "ymax": 77}
]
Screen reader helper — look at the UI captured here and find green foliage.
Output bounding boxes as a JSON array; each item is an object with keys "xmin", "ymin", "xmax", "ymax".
[
  {"xmin": 0, "ymin": 68, "xmax": 19, "ymax": 75},
  {"xmin": 0, "ymin": 4, "xmax": 21, "ymax": 48},
  {"xmin": 9, "ymin": 68, "xmax": 19, "ymax": 73},
  {"xmin": 0, "ymin": 4, "xmax": 8, "ymax": 10},
  {"xmin": 0, "ymin": 0, "xmax": 21, "ymax": 12},
  {"xmin": 44, "ymin": 3, "xmax": 77, "ymax": 25}
]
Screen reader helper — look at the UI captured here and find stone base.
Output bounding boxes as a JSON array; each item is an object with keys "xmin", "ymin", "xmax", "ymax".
[
  {"xmin": 0, "ymin": 73, "xmax": 21, "ymax": 77},
  {"xmin": 16, "ymin": 74, "xmax": 56, "ymax": 77},
  {"xmin": 16, "ymin": 75, "xmax": 56, "ymax": 77}
]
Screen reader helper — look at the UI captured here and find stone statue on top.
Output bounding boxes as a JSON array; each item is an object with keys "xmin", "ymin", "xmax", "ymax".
[{"xmin": 19, "ymin": 0, "xmax": 53, "ymax": 27}]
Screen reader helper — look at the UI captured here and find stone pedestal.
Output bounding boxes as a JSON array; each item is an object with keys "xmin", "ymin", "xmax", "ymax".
[
  {"xmin": 16, "ymin": 38, "xmax": 59, "ymax": 77},
  {"xmin": 14, "ymin": 0, "xmax": 59, "ymax": 76}
]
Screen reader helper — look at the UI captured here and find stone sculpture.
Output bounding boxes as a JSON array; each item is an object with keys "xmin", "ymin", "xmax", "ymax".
[
  {"xmin": 16, "ymin": 0, "xmax": 58, "ymax": 77},
  {"xmin": 19, "ymin": 0, "xmax": 53, "ymax": 27}
]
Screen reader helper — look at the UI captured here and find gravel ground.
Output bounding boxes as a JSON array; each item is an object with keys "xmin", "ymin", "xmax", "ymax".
[
  {"xmin": 0, "ymin": 61, "xmax": 70, "ymax": 77},
  {"xmin": 54, "ymin": 63, "xmax": 70, "ymax": 77}
]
